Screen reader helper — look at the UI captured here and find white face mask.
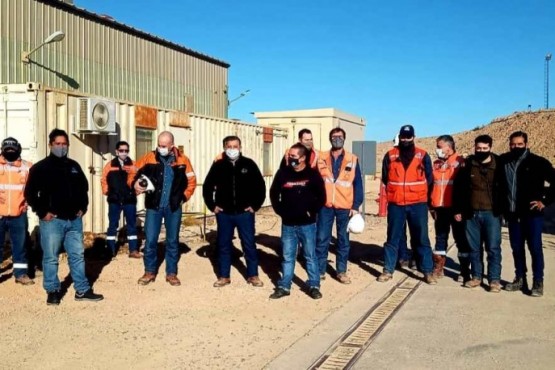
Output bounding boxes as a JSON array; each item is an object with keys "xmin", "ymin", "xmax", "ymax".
[
  {"xmin": 435, "ymin": 148, "xmax": 446, "ymax": 159},
  {"xmin": 225, "ymin": 148, "xmax": 240, "ymax": 160},
  {"xmin": 157, "ymin": 147, "xmax": 170, "ymax": 157}
]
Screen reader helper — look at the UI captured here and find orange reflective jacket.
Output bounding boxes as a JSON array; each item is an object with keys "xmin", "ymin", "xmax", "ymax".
[
  {"xmin": 0, "ymin": 157, "xmax": 32, "ymax": 216},
  {"xmin": 318, "ymin": 150, "xmax": 358, "ymax": 209},
  {"xmin": 386, "ymin": 147, "xmax": 428, "ymax": 205},
  {"xmin": 430, "ymin": 154, "xmax": 464, "ymax": 208}
]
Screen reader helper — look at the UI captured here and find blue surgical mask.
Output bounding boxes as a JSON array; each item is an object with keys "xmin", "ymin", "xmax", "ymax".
[{"xmin": 225, "ymin": 148, "xmax": 240, "ymax": 160}]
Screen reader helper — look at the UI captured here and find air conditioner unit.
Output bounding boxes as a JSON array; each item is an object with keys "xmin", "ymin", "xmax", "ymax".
[{"xmin": 76, "ymin": 98, "xmax": 116, "ymax": 134}]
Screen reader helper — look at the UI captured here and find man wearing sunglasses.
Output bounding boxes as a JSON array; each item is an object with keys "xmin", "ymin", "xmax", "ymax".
[{"xmin": 101, "ymin": 141, "xmax": 139, "ymax": 258}]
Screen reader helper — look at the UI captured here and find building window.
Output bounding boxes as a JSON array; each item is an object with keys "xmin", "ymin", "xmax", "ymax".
[
  {"xmin": 136, "ymin": 128, "xmax": 154, "ymax": 159},
  {"xmin": 263, "ymin": 142, "xmax": 272, "ymax": 176}
]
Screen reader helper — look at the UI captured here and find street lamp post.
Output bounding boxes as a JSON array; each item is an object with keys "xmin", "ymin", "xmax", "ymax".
[
  {"xmin": 545, "ymin": 53, "xmax": 552, "ymax": 109},
  {"xmin": 21, "ymin": 30, "xmax": 66, "ymax": 64}
]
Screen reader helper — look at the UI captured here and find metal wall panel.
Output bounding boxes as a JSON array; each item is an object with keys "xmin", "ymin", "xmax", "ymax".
[{"xmin": 0, "ymin": 0, "xmax": 229, "ymax": 117}]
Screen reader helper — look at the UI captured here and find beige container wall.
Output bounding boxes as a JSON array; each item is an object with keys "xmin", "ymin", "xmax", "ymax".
[
  {"xmin": 0, "ymin": 0, "xmax": 229, "ymax": 117},
  {"xmin": 2, "ymin": 84, "xmax": 288, "ymax": 233}
]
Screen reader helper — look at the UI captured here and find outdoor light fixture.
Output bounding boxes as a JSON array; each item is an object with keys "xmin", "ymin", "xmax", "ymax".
[
  {"xmin": 21, "ymin": 30, "xmax": 65, "ymax": 64},
  {"xmin": 228, "ymin": 89, "xmax": 251, "ymax": 106}
]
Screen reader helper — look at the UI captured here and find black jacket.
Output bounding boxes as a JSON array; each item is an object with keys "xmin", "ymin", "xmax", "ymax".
[
  {"xmin": 499, "ymin": 151, "xmax": 555, "ymax": 216},
  {"xmin": 103, "ymin": 157, "xmax": 137, "ymax": 205},
  {"xmin": 270, "ymin": 165, "xmax": 326, "ymax": 226},
  {"xmin": 203, "ymin": 154, "xmax": 266, "ymax": 214},
  {"xmin": 452, "ymin": 153, "xmax": 504, "ymax": 219},
  {"xmin": 25, "ymin": 154, "xmax": 89, "ymax": 220},
  {"xmin": 133, "ymin": 150, "xmax": 192, "ymax": 212}
]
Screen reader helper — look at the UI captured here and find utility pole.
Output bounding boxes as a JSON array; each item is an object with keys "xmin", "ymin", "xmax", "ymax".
[{"xmin": 545, "ymin": 53, "xmax": 552, "ymax": 109}]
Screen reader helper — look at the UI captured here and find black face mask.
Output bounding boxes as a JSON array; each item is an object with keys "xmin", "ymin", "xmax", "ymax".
[
  {"xmin": 399, "ymin": 140, "xmax": 414, "ymax": 150},
  {"xmin": 289, "ymin": 158, "xmax": 300, "ymax": 168},
  {"xmin": 2, "ymin": 150, "xmax": 19, "ymax": 162},
  {"xmin": 474, "ymin": 151, "xmax": 490, "ymax": 162},
  {"xmin": 510, "ymin": 147, "xmax": 526, "ymax": 159}
]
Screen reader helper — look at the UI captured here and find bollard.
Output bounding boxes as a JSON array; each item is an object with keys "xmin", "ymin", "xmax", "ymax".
[{"xmin": 378, "ymin": 182, "xmax": 388, "ymax": 217}]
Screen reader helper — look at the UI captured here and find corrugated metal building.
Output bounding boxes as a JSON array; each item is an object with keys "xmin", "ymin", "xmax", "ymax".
[{"xmin": 0, "ymin": 1, "xmax": 289, "ymax": 234}]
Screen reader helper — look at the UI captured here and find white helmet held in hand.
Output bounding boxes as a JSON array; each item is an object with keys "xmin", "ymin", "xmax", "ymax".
[
  {"xmin": 348, "ymin": 213, "xmax": 365, "ymax": 234},
  {"xmin": 139, "ymin": 174, "xmax": 155, "ymax": 193}
]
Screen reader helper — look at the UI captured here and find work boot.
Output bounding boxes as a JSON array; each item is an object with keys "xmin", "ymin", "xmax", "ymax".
[
  {"xmin": 46, "ymin": 291, "xmax": 61, "ymax": 306},
  {"xmin": 269, "ymin": 288, "xmax": 290, "ymax": 299},
  {"xmin": 337, "ymin": 273, "xmax": 351, "ymax": 284},
  {"xmin": 504, "ymin": 277, "xmax": 528, "ymax": 292},
  {"xmin": 15, "ymin": 275, "xmax": 35, "ymax": 286},
  {"xmin": 309, "ymin": 287, "xmax": 323, "ymax": 300},
  {"xmin": 489, "ymin": 280, "xmax": 501, "ymax": 293},
  {"xmin": 213, "ymin": 277, "xmax": 231, "ymax": 288},
  {"xmin": 75, "ymin": 289, "xmax": 104, "ymax": 302},
  {"xmin": 398, "ymin": 259, "xmax": 410, "ymax": 269},
  {"xmin": 377, "ymin": 272, "xmax": 393, "ymax": 282},
  {"xmin": 464, "ymin": 278, "xmax": 481, "ymax": 289},
  {"xmin": 432, "ymin": 255, "xmax": 446, "ymax": 278},
  {"xmin": 247, "ymin": 276, "xmax": 264, "ymax": 287},
  {"xmin": 424, "ymin": 274, "xmax": 437, "ymax": 285},
  {"xmin": 531, "ymin": 280, "xmax": 544, "ymax": 297}
]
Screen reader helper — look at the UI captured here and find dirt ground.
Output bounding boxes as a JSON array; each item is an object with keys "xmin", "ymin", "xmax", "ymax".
[{"xmin": 0, "ymin": 179, "xmax": 432, "ymax": 369}]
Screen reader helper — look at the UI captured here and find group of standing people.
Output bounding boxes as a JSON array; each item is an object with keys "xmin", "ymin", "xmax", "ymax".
[
  {"xmin": 380, "ymin": 125, "xmax": 554, "ymax": 297},
  {"xmin": 1, "ymin": 123, "xmax": 552, "ymax": 305}
]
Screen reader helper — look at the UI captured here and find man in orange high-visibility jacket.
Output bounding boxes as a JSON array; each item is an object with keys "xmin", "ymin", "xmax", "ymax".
[
  {"xmin": 379, "ymin": 125, "xmax": 436, "ymax": 285},
  {"xmin": 280, "ymin": 128, "xmax": 320, "ymax": 169},
  {"xmin": 0, "ymin": 137, "xmax": 34, "ymax": 286},
  {"xmin": 132, "ymin": 131, "xmax": 196, "ymax": 287},
  {"xmin": 315, "ymin": 128, "xmax": 363, "ymax": 284},
  {"xmin": 429, "ymin": 135, "xmax": 470, "ymax": 281}
]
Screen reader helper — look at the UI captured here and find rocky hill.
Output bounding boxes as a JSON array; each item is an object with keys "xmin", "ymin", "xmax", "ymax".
[{"xmin": 376, "ymin": 109, "xmax": 555, "ymax": 170}]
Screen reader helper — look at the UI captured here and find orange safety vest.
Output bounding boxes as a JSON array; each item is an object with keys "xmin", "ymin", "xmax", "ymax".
[
  {"xmin": 318, "ymin": 150, "xmax": 358, "ymax": 209},
  {"xmin": 386, "ymin": 147, "xmax": 428, "ymax": 205},
  {"xmin": 283, "ymin": 148, "xmax": 319, "ymax": 168},
  {"xmin": 0, "ymin": 157, "xmax": 32, "ymax": 217},
  {"xmin": 430, "ymin": 154, "xmax": 464, "ymax": 208}
]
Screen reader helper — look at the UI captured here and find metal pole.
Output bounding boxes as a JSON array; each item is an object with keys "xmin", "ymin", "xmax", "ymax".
[{"xmin": 545, "ymin": 53, "xmax": 552, "ymax": 109}]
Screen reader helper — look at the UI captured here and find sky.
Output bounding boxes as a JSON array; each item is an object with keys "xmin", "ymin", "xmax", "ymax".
[{"xmin": 77, "ymin": 0, "xmax": 555, "ymax": 141}]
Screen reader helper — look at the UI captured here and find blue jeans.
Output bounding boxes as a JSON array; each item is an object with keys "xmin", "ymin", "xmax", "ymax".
[
  {"xmin": 216, "ymin": 211, "xmax": 258, "ymax": 278},
  {"xmin": 106, "ymin": 203, "xmax": 138, "ymax": 253},
  {"xmin": 507, "ymin": 213, "xmax": 544, "ymax": 281},
  {"xmin": 383, "ymin": 203, "xmax": 433, "ymax": 274},
  {"xmin": 465, "ymin": 211, "xmax": 502, "ymax": 282},
  {"xmin": 0, "ymin": 213, "xmax": 28, "ymax": 278},
  {"xmin": 143, "ymin": 206, "xmax": 182, "ymax": 275},
  {"xmin": 316, "ymin": 207, "xmax": 350, "ymax": 275},
  {"xmin": 397, "ymin": 222, "xmax": 411, "ymax": 261},
  {"xmin": 278, "ymin": 223, "xmax": 320, "ymax": 290},
  {"xmin": 40, "ymin": 217, "xmax": 90, "ymax": 293}
]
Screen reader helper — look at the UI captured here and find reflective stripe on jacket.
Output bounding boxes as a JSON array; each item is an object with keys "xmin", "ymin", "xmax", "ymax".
[
  {"xmin": 0, "ymin": 157, "xmax": 32, "ymax": 217},
  {"xmin": 430, "ymin": 154, "xmax": 464, "ymax": 208},
  {"xmin": 386, "ymin": 147, "xmax": 428, "ymax": 205},
  {"xmin": 318, "ymin": 150, "xmax": 358, "ymax": 209}
]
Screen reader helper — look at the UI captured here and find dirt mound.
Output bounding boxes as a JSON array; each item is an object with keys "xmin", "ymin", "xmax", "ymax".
[{"xmin": 376, "ymin": 109, "xmax": 555, "ymax": 169}]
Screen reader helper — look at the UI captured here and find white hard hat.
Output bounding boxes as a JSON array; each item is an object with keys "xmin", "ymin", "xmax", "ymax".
[
  {"xmin": 348, "ymin": 213, "xmax": 365, "ymax": 234},
  {"xmin": 393, "ymin": 134, "xmax": 400, "ymax": 147},
  {"xmin": 139, "ymin": 174, "xmax": 155, "ymax": 193}
]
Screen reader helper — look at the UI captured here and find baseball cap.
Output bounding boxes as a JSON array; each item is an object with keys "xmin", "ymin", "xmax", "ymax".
[
  {"xmin": 1, "ymin": 137, "xmax": 20, "ymax": 152},
  {"xmin": 399, "ymin": 125, "xmax": 415, "ymax": 139}
]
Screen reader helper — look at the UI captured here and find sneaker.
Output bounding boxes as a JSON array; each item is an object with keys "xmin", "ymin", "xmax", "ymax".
[
  {"xmin": 489, "ymin": 281, "xmax": 501, "ymax": 293},
  {"xmin": 504, "ymin": 277, "xmax": 528, "ymax": 292},
  {"xmin": 165, "ymin": 274, "xmax": 181, "ymax": 286},
  {"xmin": 269, "ymin": 287, "xmax": 290, "ymax": 299},
  {"xmin": 47, "ymin": 291, "xmax": 61, "ymax": 306},
  {"xmin": 137, "ymin": 272, "xmax": 156, "ymax": 285},
  {"xmin": 75, "ymin": 289, "xmax": 104, "ymax": 302},
  {"xmin": 464, "ymin": 278, "xmax": 481, "ymax": 289},
  {"xmin": 377, "ymin": 272, "xmax": 393, "ymax": 282},
  {"xmin": 531, "ymin": 280, "xmax": 544, "ymax": 297},
  {"xmin": 309, "ymin": 287, "xmax": 323, "ymax": 300},
  {"xmin": 424, "ymin": 274, "xmax": 437, "ymax": 285},
  {"xmin": 247, "ymin": 276, "xmax": 264, "ymax": 287},
  {"xmin": 213, "ymin": 277, "xmax": 231, "ymax": 288},
  {"xmin": 15, "ymin": 275, "xmax": 35, "ymax": 286}
]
